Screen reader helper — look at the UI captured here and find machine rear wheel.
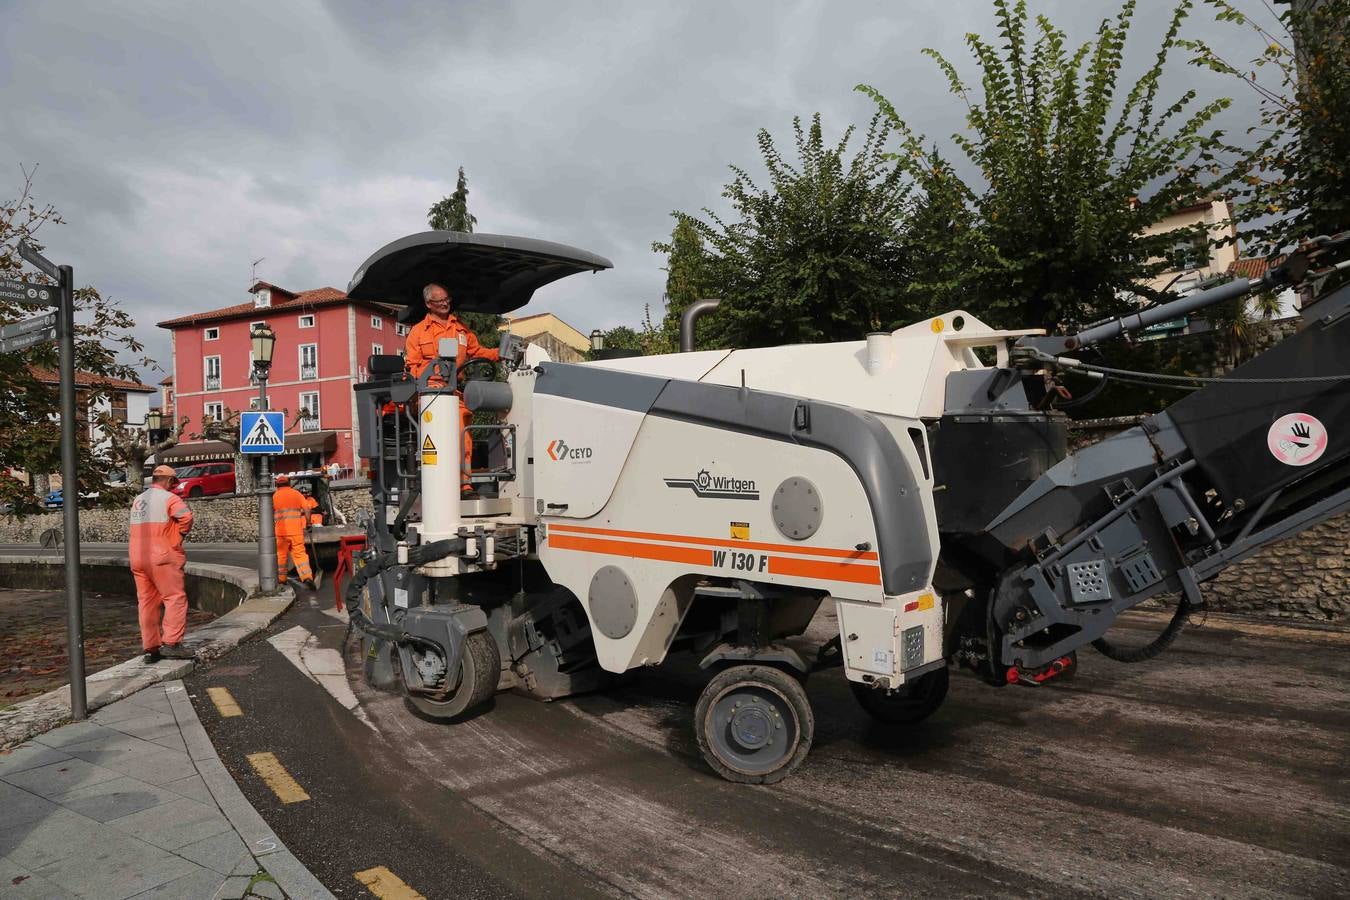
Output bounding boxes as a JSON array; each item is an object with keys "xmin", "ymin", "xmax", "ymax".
[
  {"xmin": 694, "ymin": 665, "xmax": 814, "ymax": 785},
  {"xmin": 850, "ymin": 666, "xmax": 949, "ymax": 724},
  {"xmin": 404, "ymin": 631, "xmax": 501, "ymax": 720}
]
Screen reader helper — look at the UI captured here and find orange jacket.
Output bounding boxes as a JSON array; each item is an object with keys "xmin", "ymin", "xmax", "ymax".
[
  {"xmin": 405, "ymin": 314, "xmax": 499, "ymax": 381},
  {"xmin": 273, "ymin": 485, "xmax": 313, "ymax": 537},
  {"xmin": 129, "ymin": 486, "xmax": 194, "ymax": 570}
]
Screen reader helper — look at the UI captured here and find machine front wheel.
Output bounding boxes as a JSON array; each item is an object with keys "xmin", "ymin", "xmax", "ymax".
[
  {"xmin": 404, "ymin": 630, "xmax": 501, "ymax": 720},
  {"xmin": 850, "ymin": 665, "xmax": 949, "ymax": 724},
  {"xmin": 694, "ymin": 665, "xmax": 814, "ymax": 785}
]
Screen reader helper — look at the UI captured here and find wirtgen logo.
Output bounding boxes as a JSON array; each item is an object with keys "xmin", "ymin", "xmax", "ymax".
[
  {"xmin": 546, "ymin": 439, "xmax": 593, "ymax": 461},
  {"xmin": 664, "ymin": 469, "xmax": 759, "ymax": 500}
]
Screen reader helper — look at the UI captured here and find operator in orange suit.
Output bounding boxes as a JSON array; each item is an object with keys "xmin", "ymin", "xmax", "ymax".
[
  {"xmin": 273, "ymin": 474, "xmax": 316, "ymax": 587},
  {"xmin": 129, "ymin": 465, "xmax": 196, "ymax": 662},
  {"xmin": 405, "ymin": 282, "xmax": 499, "ymax": 496}
]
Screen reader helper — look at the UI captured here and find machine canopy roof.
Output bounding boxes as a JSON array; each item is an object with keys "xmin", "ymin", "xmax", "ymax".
[{"xmin": 346, "ymin": 231, "xmax": 613, "ymax": 322}]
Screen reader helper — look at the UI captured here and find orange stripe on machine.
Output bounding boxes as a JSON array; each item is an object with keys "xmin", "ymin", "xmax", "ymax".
[
  {"xmin": 546, "ymin": 533, "xmax": 714, "ymax": 566},
  {"xmin": 548, "ymin": 523, "xmax": 879, "ymax": 561},
  {"xmin": 767, "ymin": 555, "xmax": 882, "ymax": 585}
]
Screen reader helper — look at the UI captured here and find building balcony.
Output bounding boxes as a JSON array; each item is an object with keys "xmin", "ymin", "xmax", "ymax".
[
  {"xmin": 205, "ymin": 376, "xmax": 221, "ymax": 391},
  {"xmin": 300, "ymin": 416, "xmax": 321, "ymax": 433},
  {"xmin": 300, "ymin": 365, "xmax": 317, "ymax": 380}
]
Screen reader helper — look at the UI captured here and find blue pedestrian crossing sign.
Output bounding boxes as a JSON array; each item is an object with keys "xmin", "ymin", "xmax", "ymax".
[{"xmin": 240, "ymin": 411, "xmax": 285, "ymax": 454}]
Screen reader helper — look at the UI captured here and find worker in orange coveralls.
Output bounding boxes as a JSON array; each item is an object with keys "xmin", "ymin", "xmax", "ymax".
[
  {"xmin": 405, "ymin": 282, "xmax": 499, "ymax": 497},
  {"xmin": 273, "ymin": 474, "xmax": 315, "ymax": 587},
  {"xmin": 129, "ymin": 465, "xmax": 196, "ymax": 663}
]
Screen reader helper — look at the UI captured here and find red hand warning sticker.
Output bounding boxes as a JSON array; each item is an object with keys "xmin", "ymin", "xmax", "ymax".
[{"xmin": 1267, "ymin": 412, "xmax": 1328, "ymax": 467}]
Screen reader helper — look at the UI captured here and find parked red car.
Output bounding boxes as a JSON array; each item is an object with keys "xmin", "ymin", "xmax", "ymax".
[{"xmin": 172, "ymin": 463, "xmax": 236, "ymax": 498}]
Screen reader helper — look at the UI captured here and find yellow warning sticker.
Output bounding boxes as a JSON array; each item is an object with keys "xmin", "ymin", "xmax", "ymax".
[
  {"xmin": 422, "ymin": 411, "xmax": 433, "ymax": 423},
  {"xmin": 730, "ymin": 521, "xmax": 750, "ymax": 540},
  {"xmin": 421, "ymin": 435, "xmax": 437, "ymax": 466},
  {"xmin": 930, "ymin": 318, "xmax": 945, "ymax": 333},
  {"xmin": 422, "ymin": 436, "xmax": 436, "ymax": 451}
]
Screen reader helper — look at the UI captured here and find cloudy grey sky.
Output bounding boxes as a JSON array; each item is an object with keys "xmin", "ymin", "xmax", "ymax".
[{"xmin": 1, "ymin": 0, "xmax": 1267, "ymax": 389}]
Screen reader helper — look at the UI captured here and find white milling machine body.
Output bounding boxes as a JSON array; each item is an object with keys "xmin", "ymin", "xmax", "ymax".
[{"xmin": 344, "ymin": 230, "xmax": 1350, "ymax": 784}]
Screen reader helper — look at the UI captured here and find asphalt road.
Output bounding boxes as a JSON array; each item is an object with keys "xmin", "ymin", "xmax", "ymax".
[{"xmin": 179, "ymin": 583, "xmax": 1350, "ymax": 899}]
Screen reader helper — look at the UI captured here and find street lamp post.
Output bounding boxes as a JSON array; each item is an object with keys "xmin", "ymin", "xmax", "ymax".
[
  {"xmin": 251, "ymin": 324, "xmax": 278, "ymax": 593},
  {"xmin": 589, "ymin": 329, "xmax": 604, "ymax": 353}
]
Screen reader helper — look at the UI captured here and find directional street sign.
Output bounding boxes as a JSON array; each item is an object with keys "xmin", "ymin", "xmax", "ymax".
[
  {"xmin": 0, "ymin": 278, "xmax": 58, "ymax": 306},
  {"xmin": 240, "ymin": 411, "xmax": 285, "ymax": 455},
  {"xmin": 0, "ymin": 324, "xmax": 58, "ymax": 354},
  {"xmin": 1, "ymin": 311, "xmax": 57, "ymax": 339}
]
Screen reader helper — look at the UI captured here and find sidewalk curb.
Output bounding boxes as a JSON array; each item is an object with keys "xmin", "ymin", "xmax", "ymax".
[
  {"xmin": 0, "ymin": 556, "xmax": 294, "ymax": 750},
  {"xmin": 166, "ymin": 679, "xmax": 336, "ymax": 900}
]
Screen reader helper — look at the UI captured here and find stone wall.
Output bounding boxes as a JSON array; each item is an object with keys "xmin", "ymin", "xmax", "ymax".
[{"xmin": 0, "ymin": 486, "xmax": 375, "ymax": 545}]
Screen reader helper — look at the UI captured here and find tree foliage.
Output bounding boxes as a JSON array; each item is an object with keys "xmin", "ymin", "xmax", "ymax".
[
  {"xmin": 664, "ymin": 113, "xmax": 916, "ymax": 348},
  {"xmin": 650, "ymin": 218, "xmax": 710, "ymax": 351},
  {"xmin": 427, "ymin": 167, "xmax": 479, "ymax": 233},
  {"xmin": 0, "ymin": 167, "xmax": 150, "ymax": 513},
  {"xmin": 860, "ymin": 0, "xmax": 1235, "ymax": 331},
  {"xmin": 1181, "ymin": 0, "xmax": 1350, "ymax": 257}
]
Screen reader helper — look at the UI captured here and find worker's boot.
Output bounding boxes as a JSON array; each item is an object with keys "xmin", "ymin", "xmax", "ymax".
[
  {"xmin": 160, "ymin": 643, "xmax": 195, "ymax": 660},
  {"xmin": 142, "ymin": 647, "xmax": 162, "ymax": 664}
]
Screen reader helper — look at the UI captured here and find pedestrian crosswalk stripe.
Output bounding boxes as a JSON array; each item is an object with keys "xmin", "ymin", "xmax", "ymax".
[
  {"xmin": 207, "ymin": 686, "xmax": 243, "ymax": 717},
  {"xmin": 246, "ymin": 751, "xmax": 310, "ymax": 804},
  {"xmin": 354, "ymin": 867, "xmax": 425, "ymax": 899}
]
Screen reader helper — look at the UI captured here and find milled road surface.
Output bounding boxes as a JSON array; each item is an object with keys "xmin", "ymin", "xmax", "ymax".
[{"xmin": 182, "ymin": 584, "xmax": 1350, "ymax": 899}]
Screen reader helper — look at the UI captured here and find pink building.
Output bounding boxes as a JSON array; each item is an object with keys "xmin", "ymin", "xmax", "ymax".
[{"xmin": 158, "ymin": 282, "xmax": 401, "ymax": 473}]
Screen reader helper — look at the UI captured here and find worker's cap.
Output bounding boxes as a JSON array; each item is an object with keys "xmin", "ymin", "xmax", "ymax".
[
  {"xmin": 152, "ymin": 465, "xmax": 177, "ymax": 478},
  {"xmin": 275, "ymin": 474, "xmax": 289, "ymax": 485}
]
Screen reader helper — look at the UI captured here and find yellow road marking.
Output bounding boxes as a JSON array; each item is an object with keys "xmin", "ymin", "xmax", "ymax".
[
  {"xmin": 207, "ymin": 686, "xmax": 243, "ymax": 718},
  {"xmin": 354, "ymin": 866, "xmax": 425, "ymax": 899},
  {"xmin": 246, "ymin": 752, "xmax": 310, "ymax": 804}
]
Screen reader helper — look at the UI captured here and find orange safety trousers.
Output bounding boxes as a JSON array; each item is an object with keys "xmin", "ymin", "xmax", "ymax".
[
  {"xmin": 129, "ymin": 486, "xmax": 193, "ymax": 650},
  {"xmin": 276, "ymin": 533, "xmax": 312, "ymax": 583}
]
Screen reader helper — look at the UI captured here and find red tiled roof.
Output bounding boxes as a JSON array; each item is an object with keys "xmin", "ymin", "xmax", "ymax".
[
  {"xmin": 30, "ymin": 367, "xmax": 156, "ymax": 392},
  {"xmin": 160, "ymin": 375, "xmax": 174, "ymax": 385},
  {"xmin": 1228, "ymin": 256, "xmax": 1286, "ymax": 280},
  {"xmin": 156, "ymin": 286, "xmax": 397, "ymax": 328}
]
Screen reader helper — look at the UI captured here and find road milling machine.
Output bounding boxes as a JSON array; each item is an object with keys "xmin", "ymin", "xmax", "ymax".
[{"xmin": 343, "ymin": 230, "xmax": 1350, "ymax": 783}]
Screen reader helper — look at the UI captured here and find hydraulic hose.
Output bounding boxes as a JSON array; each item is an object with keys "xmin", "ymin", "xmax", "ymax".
[
  {"xmin": 1090, "ymin": 594, "xmax": 1192, "ymax": 663},
  {"xmin": 343, "ymin": 537, "xmax": 464, "ymax": 643}
]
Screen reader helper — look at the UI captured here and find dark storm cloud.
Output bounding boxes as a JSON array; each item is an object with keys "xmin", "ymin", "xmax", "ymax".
[{"xmin": 0, "ymin": 0, "xmax": 1263, "ymax": 388}]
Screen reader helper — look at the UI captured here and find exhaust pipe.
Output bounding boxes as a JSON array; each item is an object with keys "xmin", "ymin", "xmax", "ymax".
[{"xmin": 679, "ymin": 298, "xmax": 721, "ymax": 352}]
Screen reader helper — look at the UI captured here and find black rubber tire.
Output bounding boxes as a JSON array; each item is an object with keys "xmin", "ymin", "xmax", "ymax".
[
  {"xmin": 188, "ymin": 487, "xmax": 204, "ymax": 499},
  {"xmin": 694, "ymin": 665, "xmax": 814, "ymax": 785},
  {"xmin": 405, "ymin": 631, "xmax": 501, "ymax": 720},
  {"xmin": 850, "ymin": 666, "xmax": 949, "ymax": 724}
]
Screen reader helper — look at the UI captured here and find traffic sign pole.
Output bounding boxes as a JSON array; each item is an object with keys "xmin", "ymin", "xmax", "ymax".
[
  {"xmin": 19, "ymin": 240, "xmax": 87, "ymax": 720},
  {"xmin": 56, "ymin": 263, "xmax": 86, "ymax": 719},
  {"xmin": 256, "ymin": 377, "xmax": 278, "ymax": 593}
]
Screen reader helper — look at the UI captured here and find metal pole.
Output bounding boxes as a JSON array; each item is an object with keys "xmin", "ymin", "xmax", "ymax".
[
  {"xmin": 57, "ymin": 264, "xmax": 86, "ymax": 719},
  {"xmin": 256, "ymin": 371, "xmax": 277, "ymax": 593}
]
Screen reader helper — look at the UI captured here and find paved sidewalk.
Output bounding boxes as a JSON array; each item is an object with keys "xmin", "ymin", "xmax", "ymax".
[{"xmin": 0, "ymin": 681, "xmax": 331, "ymax": 899}]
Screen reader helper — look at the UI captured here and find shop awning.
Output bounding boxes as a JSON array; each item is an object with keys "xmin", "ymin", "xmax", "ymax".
[{"xmin": 282, "ymin": 430, "xmax": 337, "ymax": 454}]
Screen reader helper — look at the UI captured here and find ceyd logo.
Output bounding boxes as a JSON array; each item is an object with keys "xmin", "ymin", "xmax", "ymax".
[
  {"xmin": 546, "ymin": 438, "xmax": 593, "ymax": 461},
  {"xmin": 664, "ymin": 468, "xmax": 759, "ymax": 500}
]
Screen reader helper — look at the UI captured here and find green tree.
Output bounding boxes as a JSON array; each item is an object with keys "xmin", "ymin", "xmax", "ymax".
[
  {"xmin": 666, "ymin": 113, "xmax": 916, "ymax": 348},
  {"xmin": 650, "ymin": 218, "xmax": 710, "ymax": 351},
  {"xmin": 860, "ymin": 0, "xmax": 1236, "ymax": 331},
  {"xmin": 427, "ymin": 167, "xmax": 478, "ymax": 233},
  {"xmin": 0, "ymin": 167, "xmax": 149, "ymax": 513},
  {"xmin": 1182, "ymin": 0, "xmax": 1350, "ymax": 257}
]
